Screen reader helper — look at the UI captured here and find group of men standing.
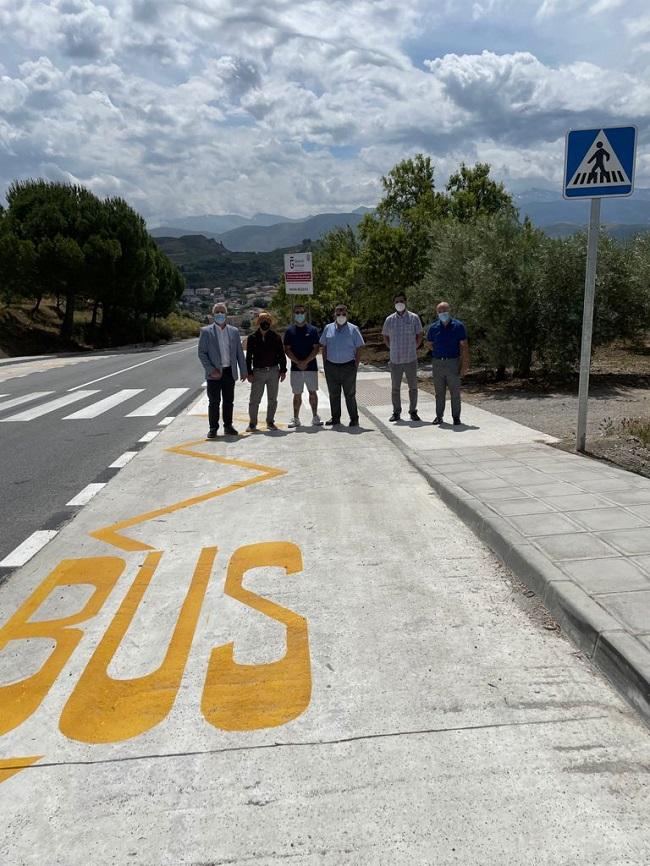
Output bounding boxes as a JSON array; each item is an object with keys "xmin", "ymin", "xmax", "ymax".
[{"xmin": 197, "ymin": 297, "xmax": 469, "ymax": 437}]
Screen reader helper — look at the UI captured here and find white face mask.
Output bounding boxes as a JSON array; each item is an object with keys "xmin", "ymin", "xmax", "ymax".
[
  {"xmin": 395, "ymin": 302, "xmax": 406, "ymax": 313},
  {"xmin": 336, "ymin": 315, "xmax": 347, "ymax": 326}
]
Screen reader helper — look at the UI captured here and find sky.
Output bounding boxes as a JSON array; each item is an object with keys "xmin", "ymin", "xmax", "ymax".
[{"xmin": 0, "ymin": 0, "xmax": 649, "ymax": 222}]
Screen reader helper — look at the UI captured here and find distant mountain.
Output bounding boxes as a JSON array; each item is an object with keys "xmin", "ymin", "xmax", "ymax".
[
  {"xmin": 150, "ymin": 211, "xmax": 299, "ymax": 237},
  {"xmin": 543, "ymin": 223, "xmax": 650, "ymax": 241},
  {"xmin": 217, "ymin": 210, "xmax": 371, "ymax": 252},
  {"xmin": 149, "ymin": 226, "xmax": 214, "ymax": 239},
  {"xmin": 154, "ymin": 234, "xmax": 289, "ymax": 288},
  {"xmin": 515, "ymin": 188, "xmax": 650, "ymax": 231}
]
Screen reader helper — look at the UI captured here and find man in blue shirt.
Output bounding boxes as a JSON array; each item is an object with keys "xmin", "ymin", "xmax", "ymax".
[
  {"xmin": 319, "ymin": 303, "xmax": 365, "ymax": 427},
  {"xmin": 426, "ymin": 301, "xmax": 469, "ymax": 425},
  {"xmin": 283, "ymin": 303, "xmax": 323, "ymax": 427}
]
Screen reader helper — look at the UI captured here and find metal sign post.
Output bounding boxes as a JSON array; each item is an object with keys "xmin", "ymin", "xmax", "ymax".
[
  {"xmin": 576, "ymin": 198, "xmax": 601, "ymax": 453},
  {"xmin": 563, "ymin": 125, "xmax": 637, "ymax": 453}
]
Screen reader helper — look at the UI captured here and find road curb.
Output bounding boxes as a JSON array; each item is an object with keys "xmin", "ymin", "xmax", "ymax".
[{"xmin": 360, "ymin": 404, "xmax": 650, "ymax": 724}]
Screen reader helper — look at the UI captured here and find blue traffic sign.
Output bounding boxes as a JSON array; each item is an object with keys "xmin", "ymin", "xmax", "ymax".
[{"xmin": 564, "ymin": 126, "xmax": 637, "ymax": 199}]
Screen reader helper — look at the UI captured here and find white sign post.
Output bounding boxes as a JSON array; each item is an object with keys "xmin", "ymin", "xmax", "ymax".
[
  {"xmin": 284, "ymin": 252, "xmax": 313, "ymax": 295},
  {"xmin": 563, "ymin": 126, "xmax": 637, "ymax": 452}
]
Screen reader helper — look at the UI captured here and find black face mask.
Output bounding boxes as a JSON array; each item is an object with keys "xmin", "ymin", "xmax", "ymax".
[{"xmin": 260, "ymin": 321, "xmax": 271, "ymax": 331}]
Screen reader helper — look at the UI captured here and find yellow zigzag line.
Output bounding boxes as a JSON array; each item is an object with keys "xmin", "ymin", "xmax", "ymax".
[{"xmin": 91, "ymin": 439, "xmax": 287, "ymax": 553}]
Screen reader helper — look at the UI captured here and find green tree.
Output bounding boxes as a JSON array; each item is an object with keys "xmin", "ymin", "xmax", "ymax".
[{"xmin": 445, "ymin": 162, "xmax": 516, "ymax": 223}]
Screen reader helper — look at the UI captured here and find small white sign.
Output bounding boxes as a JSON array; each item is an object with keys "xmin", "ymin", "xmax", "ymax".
[{"xmin": 284, "ymin": 252, "xmax": 313, "ymax": 295}]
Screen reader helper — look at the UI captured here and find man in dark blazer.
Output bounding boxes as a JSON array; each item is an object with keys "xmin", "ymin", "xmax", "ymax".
[{"xmin": 198, "ymin": 303, "xmax": 247, "ymax": 438}]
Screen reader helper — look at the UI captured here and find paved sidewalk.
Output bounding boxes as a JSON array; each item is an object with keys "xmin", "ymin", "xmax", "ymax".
[{"xmin": 358, "ymin": 371, "xmax": 650, "ymax": 722}]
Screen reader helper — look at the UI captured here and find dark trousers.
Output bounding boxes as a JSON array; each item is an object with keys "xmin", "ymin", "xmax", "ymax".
[
  {"xmin": 324, "ymin": 360, "xmax": 358, "ymax": 423},
  {"xmin": 207, "ymin": 369, "xmax": 235, "ymax": 429}
]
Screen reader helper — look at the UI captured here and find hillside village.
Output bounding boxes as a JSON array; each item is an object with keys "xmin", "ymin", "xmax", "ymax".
[{"xmin": 180, "ymin": 280, "xmax": 278, "ymax": 327}]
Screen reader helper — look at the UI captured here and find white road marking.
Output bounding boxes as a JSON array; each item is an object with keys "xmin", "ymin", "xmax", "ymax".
[
  {"xmin": 126, "ymin": 388, "xmax": 188, "ymax": 417},
  {"xmin": 158, "ymin": 416, "xmax": 175, "ymax": 426},
  {"xmin": 0, "ymin": 390, "xmax": 101, "ymax": 422},
  {"xmin": 66, "ymin": 483, "xmax": 106, "ymax": 507},
  {"xmin": 68, "ymin": 344, "xmax": 195, "ymax": 391},
  {"xmin": 0, "ymin": 392, "xmax": 54, "ymax": 412},
  {"xmin": 109, "ymin": 451, "xmax": 138, "ymax": 469},
  {"xmin": 0, "ymin": 531, "xmax": 58, "ymax": 568},
  {"xmin": 139, "ymin": 430, "xmax": 161, "ymax": 443},
  {"xmin": 63, "ymin": 389, "xmax": 144, "ymax": 419}
]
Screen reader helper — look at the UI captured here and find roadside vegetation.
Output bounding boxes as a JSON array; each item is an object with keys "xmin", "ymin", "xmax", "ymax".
[
  {"xmin": 272, "ymin": 154, "xmax": 650, "ymax": 380},
  {"xmin": 0, "ymin": 180, "xmax": 191, "ymax": 353}
]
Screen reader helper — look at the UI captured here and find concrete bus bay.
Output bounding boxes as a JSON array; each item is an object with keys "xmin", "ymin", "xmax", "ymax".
[{"xmin": 0, "ymin": 378, "xmax": 648, "ymax": 865}]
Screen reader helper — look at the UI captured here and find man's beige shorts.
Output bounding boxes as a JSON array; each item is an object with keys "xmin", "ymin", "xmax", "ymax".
[{"xmin": 290, "ymin": 370, "xmax": 319, "ymax": 394}]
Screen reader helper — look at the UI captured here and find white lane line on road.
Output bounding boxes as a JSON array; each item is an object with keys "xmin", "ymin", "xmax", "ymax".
[
  {"xmin": 0, "ymin": 390, "xmax": 101, "ymax": 422},
  {"xmin": 63, "ymin": 388, "xmax": 145, "ymax": 419},
  {"xmin": 139, "ymin": 430, "xmax": 161, "ymax": 443},
  {"xmin": 109, "ymin": 451, "xmax": 138, "ymax": 469},
  {"xmin": 126, "ymin": 388, "xmax": 188, "ymax": 417},
  {"xmin": 66, "ymin": 483, "xmax": 106, "ymax": 507},
  {"xmin": 0, "ymin": 531, "xmax": 58, "ymax": 568},
  {"xmin": 68, "ymin": 344, "xmax": 196, "ymax": 391},
  {"xmin": 158, "ymin": 416, "xmax": 175, "ymax": 426},
  {"xmin": 0, "ymin": 391, "xmax": 54, "ymax": 412}
]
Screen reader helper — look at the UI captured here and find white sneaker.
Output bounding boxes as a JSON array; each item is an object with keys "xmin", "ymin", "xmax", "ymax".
[
  {"xmin": 288, "ymin": 417, "xmax": 300, "ymax": 428},
  {"xmin": 312, "ymin": 414, "xmax": 323, "ymax": 426}
]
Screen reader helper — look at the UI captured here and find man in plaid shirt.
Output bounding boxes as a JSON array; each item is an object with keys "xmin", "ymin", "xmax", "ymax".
[{"xmin": 382, "ymin": 292, "xmax": 423, "ymax": 422}]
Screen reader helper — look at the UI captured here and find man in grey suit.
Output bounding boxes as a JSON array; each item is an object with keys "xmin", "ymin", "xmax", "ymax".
[{"xmin": 198, "ymin": 303, "xmax": 247, "ymax": 438}]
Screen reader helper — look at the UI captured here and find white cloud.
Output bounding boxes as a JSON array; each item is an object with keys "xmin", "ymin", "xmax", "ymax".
[{"xmin": 0, "ymin": 0, "xmax": 649, "ymax": 221}]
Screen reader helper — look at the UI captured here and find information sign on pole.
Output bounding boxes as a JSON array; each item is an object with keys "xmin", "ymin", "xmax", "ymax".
[
  {"xmin": 284, "ymin": 252, "xmax": 313, "ymax": 295},
  {"xmin": 563, "ymin": 126, "xmax": 637, "ymax": 452}
]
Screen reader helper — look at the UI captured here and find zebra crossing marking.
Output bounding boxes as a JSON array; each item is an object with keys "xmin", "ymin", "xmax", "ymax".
[
  {"xmin": 126, "ymin": 388, "xmax": 189, "ymax": 417},
  {"xmin": 0, "ymin": 391, "xmax": 101, "ymax": 422},
  {"xmin": 0, "ymin": 392, "xmax": 55, "ymax": 412},
  {"xmin": 63, "ymin": 389, "xmax": 145, "ymax": 420}
]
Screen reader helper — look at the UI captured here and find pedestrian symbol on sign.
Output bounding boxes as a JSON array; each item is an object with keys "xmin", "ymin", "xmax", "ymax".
[{"xmin": 565, "ymin": 128, "xmax": 634, "ymax": 196}]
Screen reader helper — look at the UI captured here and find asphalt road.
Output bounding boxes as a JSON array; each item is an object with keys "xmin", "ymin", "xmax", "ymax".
[{"xmin": 0, "ymin": 340, "xmax": 204, "ymax": 571}]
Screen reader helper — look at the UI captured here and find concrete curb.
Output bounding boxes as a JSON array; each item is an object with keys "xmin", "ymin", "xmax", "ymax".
[{"xmin": 360, "ymin": 404, "xmax": 650, "ymax": 724}]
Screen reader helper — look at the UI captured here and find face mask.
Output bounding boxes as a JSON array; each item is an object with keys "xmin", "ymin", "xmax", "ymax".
[
  {"xmin": 295, "ymin": 313, "xmax": 306, "ymax": 324},
  {"xmin": 438, "ymin": 312, "xmax": 451, "ymax": 324},
  {"xmin": 336, "ymin": 315, "xmax": 347, "ymax": 326},
  {"xmin": 260, "ymin": 321, "xmax": 271, "ymax": 331},
  {"xmin": 395, "ymin": 302, "xmax": 406, "ymax": 313},
  {"xmin": 214, "ymin": 313, "xmax": 226, "ymax": 325}
]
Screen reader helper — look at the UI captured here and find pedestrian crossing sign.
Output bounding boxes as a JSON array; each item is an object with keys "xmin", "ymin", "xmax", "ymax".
[{"xmin": 564, "ymin": 126, "xmax": 636, "ymax": 199}]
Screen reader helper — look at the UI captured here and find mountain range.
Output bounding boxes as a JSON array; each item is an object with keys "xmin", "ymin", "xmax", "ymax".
[{"xmin": 150, "ymin": 191, "xmax": 650, "ymax": 252}]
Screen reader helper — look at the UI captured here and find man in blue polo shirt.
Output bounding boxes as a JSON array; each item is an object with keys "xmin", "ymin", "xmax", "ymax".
[
  {"xmin": 319, "ymin": 302, "xmax": 365, "ymax": 427},
  {"xmin": 426, "ymin": 301, "xmax": 470, "ymax": 426}
]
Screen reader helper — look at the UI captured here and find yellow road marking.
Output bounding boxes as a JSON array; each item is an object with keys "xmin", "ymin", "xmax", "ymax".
[
  {"xmin": 0, "ymin": 756, "xmax": 43, "ymax": 786},
  {"xmin": 60, "ymin": 548, "xmax": 217, "ymax": 743},
  {"xmin": 202, "ymin": 542, "xmax": 311, "ymax": 731},
  {"xmin": 91, "ymin": 440, "xmax": 287, "ymax": 552}
]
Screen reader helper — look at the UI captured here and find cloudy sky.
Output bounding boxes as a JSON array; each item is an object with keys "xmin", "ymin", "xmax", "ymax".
[{"xmin": 0, "ymin": 0, "xmax": 648, "ymax": 221}]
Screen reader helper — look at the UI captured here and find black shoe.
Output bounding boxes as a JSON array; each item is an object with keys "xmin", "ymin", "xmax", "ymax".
[
  {"xmin": 453, "ymin": 416, "xmax": 461, "ymax": 426},
  {"xmin": 224, "ymin": 425, "xmax": 239, "ymax": 436},
  {"xmin": 389, "ymin": 412, "xmax": 400, "ymax": 422},
  {"xmin": 245, "ymin": 424, "xmax": 257, "ymax": 432},
  {"xmin": 206, "ymin": 428, "xmax": 218, "ymax": 439},
  {"xmin": 349, "ymin": 419, "xmax": 359, "ymax": 427},
  {"xmin": 409, "ymin": 411, "xmax": 421, "ymax": 421},
  {"xmin": 266, "ymin": 421, "xmax": 278, "ymax": 430},
  {"xmin": 325, "ymin": 418, "xmax": 340, "ymax": 426},
  {"xmin": 432, "ymin": 416, "xmax": 443, "ymax": 425}
]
